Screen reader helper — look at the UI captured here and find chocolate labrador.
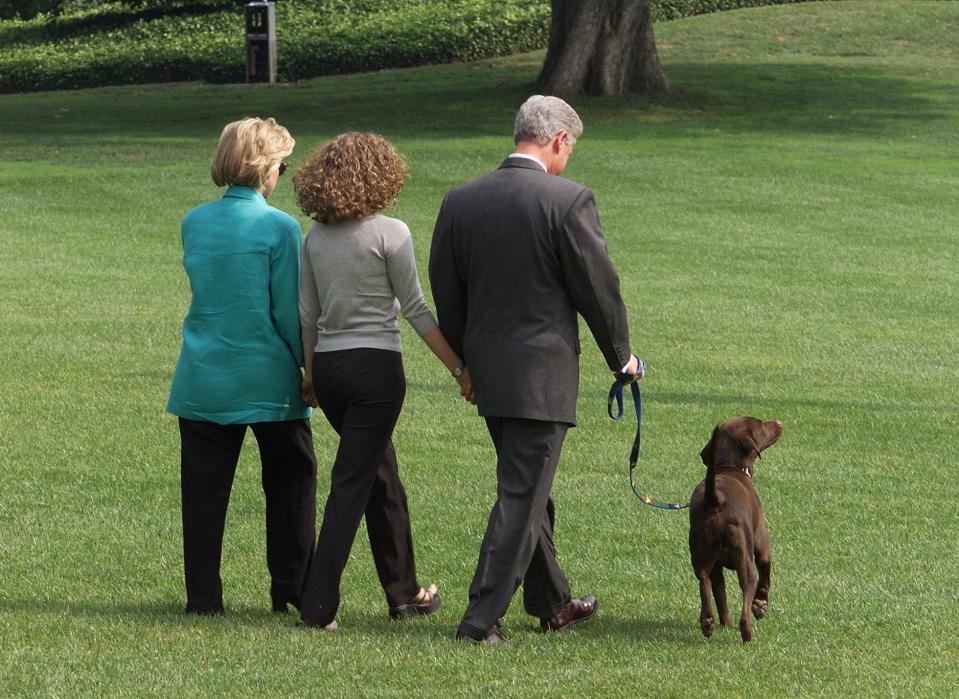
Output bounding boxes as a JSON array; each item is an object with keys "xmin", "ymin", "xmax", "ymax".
[{"xmin": 689, "ymin": 416, "xmax": 782, "ymax": 642}]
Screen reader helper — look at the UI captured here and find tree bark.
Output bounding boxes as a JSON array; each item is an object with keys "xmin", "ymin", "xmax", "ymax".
[{"xmin": 538, "ymin": 0, "xmax": 669, "ymax": 97}]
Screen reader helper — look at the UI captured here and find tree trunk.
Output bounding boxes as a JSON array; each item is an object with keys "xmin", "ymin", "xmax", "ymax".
[{"xmin": 538, "ymin": 0, "xmax": 669, "ymax": 97}]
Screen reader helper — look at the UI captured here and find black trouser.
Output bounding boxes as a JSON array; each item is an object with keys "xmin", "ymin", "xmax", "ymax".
[
  {"xmin": 299, "ymin": 348, "xmax": 420, "ymax": 626},
  {"xmin": 178, "ymin": 417, "xmax": 318, "ymax": 613},
  {"xmin": 457, "ymin": 417, "xmax": 572, "ymax": 640}
]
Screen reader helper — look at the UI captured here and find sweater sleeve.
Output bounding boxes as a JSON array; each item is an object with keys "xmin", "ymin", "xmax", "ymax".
[
  {"xmin": 385, "ymin": 224, "xmax": 439, "ymax": 337},
  {"xmin": 298, "ymin": 229, "xmax": 321, "ymax": 346},
  {"xmin": 270, "ymin": 222, "xmax": 306, "ymax": 368}
]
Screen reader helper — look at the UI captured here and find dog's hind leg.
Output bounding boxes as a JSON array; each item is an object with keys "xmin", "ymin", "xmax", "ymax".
[
  {"xmin": 753, "ymin": 553, "xmax": 770, "ymax": 620},
  {"xmin": 736, "ymin": 554, "xmax": 759, "ymax": 642},
  {"xmin": 753, "ymin": 527, "xmax": 771, "ymax": 620},
  {"xmin": 697, "ymin": 570, "xmax": 716, "ymax": 638},
  {"xmin": 710, "ymin": 564, "xmax": 733, "ymax": 628}
]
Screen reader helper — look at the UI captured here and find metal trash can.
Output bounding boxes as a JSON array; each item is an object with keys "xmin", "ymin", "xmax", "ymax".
[{"xmin": 245, "ymin": 1, "xmax": 276, "ymax": 84}]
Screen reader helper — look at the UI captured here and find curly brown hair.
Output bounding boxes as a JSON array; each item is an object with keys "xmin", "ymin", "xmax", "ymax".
[{"xmin": 293, "ymin": 132, "xmax": 409, "ymax": 224}]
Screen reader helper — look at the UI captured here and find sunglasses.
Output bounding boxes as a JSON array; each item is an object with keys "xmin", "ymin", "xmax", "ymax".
[{"xmin": 277, "ymin": 161, "xmax": 287, "ymax": 176}]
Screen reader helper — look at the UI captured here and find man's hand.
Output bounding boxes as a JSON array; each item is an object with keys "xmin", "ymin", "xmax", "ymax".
[{"xmin": 616, "ymin": 354, "xmax": 646, "ymax": 383}]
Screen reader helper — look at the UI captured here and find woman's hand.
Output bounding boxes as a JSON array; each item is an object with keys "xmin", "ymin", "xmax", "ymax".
[
  {"xmin": 456, "ymin": 368, "xmax": 477, "ymax": 405},
  {"xmin": 301, "ymin": 376, "xmax": 319, "ymax": 408},
  {"xmin": 417, "ymin": 328, "xmax": 476, "ymax": 404}
]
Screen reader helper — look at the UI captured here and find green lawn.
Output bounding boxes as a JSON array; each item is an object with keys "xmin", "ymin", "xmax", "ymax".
[{"xmin": 1, "ymin": 1, "xmax": 957, "ymax": 696}]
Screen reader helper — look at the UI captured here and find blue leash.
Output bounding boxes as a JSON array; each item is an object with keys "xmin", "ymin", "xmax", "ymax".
[{"xmin": 607, "ymin": 372, "xmax": 689, "ymax": 511}]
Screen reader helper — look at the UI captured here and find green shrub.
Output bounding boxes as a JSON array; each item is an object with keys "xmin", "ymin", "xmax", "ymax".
[
  {"xmin": 653, "ymin": 0, "xmax": 809, "ymax": 21},
  {"xmin": 1, "ymin": 0, "xmax": 63, "ymax": 20},
  {"xmin": 0, "ymin": 0, "xmax": 812, "ymax": 93},
  {"xmin": 0, "ymin": 0, "xmax": 549, "ymax": 92}
]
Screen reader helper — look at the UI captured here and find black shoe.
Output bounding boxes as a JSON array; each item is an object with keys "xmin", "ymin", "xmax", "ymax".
[
  {"xmin": 272, "ymin": 595, "xmax": 302, "ymax": 614},
  {"xmin": 184, "ymin": 604, "xmax": 225, "ymax": 616},
  {"xmin": 456, "ymin": 626, "xmax": 509, "ymax": 645}
]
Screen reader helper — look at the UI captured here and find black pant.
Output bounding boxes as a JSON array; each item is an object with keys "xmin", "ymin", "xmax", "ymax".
[
  {"xmin": 457, "ymin": 417, "xmax": 572, "ymax": 640},
  {"xmin": 178, "ymin": 417, "xmax": 317, "ymax": 613},
  {"xmin": 299, "ymin": 348, "xmax": 420, "ymax": 626}
]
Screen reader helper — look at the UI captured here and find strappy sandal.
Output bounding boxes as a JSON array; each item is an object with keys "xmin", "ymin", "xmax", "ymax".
[
  {"xmin": 389, "ymin": 583, "xmax": 442, "ymax": 619},
  {"xmin": 297, "ymin": 618, "xmax": 338, "ymax": 631}
]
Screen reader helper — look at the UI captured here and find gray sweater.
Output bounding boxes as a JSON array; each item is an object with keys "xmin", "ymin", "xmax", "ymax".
[{"xmin": 299, "ymin": 214, "xmax": 438, "ymax": 354}]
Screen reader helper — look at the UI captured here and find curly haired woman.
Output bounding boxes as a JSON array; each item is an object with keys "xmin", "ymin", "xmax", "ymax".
[{"xmin": 294, "ymin": 132, "xmax": 471, "ymax": 630}]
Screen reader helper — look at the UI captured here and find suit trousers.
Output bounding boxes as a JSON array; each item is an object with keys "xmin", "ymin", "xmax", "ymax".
[
  {"xmin": 299, "ymin": 348, "xmax": 420, "ymax": 626},
  {"xmin": 457, "ymin": 417, "xmax": 572, "ymax": 640},
  {"xmin": 178, "ymin": 417, "xmax": 318, "ymax": 613}
]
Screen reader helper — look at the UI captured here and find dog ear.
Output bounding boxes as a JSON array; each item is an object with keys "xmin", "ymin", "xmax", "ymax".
[
  {"xmin": 740, "ymin": 433, "xmax": 761, "ymax": 460},
  {"xmin": 700, "ymin": 426, "xmax": 718, "ymax": 467}
]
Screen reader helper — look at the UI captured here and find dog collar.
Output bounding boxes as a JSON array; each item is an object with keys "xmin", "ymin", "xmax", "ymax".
[{"xmin": 718, "ymin": 463, "xmax": 752, "ymax": 479}]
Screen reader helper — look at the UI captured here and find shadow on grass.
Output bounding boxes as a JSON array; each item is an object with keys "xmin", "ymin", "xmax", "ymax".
[
  {"xmin": 652, "ymin": 61, "xmax": 953, "ymax": 136},
  {"xmin": 584, "ymin": 615, "xmax": 698, "ymax": 645},
  {"xmin": 0, "ymin": 57, "xmax": 952, "ymax": 143},
  {"xmin": 0, "ymin": 598, "xmax": 294, "ymax": 625},
  {"xmin": 646, "ymin": 389, "xmax": 953, "ymax": 415},
  {"xmin": 0, "ymin": 597, "xmax": 711, "ymax": 644},
  {"xmin": 324, "ymin": 608, "xmax": 699, "ymax": 645}
]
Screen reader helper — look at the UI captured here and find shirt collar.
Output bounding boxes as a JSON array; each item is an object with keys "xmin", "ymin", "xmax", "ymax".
[
  {"xmin": 507, "ymin": 152, "xmax": 547, "ymax": 172},
  {"xmin": 223, "ymin": 185, "xmax": 266, "ymax": 203}
]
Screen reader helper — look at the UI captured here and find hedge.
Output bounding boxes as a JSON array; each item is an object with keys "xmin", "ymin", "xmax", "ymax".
[
  {"xmin": 0, "ymin": 0, "xmax": 813, "ymax": 94},
  {"xmin": 653, "ymin": 0, "xmax": 811, "ymax": 21}
]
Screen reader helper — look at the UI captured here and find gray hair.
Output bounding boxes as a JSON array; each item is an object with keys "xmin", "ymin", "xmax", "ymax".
[{"xmin": 513, "ymin": 95, "xmax": 583, "ymax": 146}]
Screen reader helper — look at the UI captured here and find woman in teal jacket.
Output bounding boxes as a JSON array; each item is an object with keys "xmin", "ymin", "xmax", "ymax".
[{"xmin": 167, "ymin": 117, "xmax": 317, "ymax": 615}]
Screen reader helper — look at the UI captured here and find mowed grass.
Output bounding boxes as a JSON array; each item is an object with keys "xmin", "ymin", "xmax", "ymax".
[{"xmin": 1, "ymin": 1, "xmax": 957, "ymax": 695}]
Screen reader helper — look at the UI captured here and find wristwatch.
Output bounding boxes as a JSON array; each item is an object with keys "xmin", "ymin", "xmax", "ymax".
[{"xmin": 451, "ymin": 364, "xmax": 466, "ymax": 378}]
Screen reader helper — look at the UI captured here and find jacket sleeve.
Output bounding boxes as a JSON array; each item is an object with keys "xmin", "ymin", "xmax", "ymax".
[
  {"xmin": 428, "ymin": 193, "xmax": 467, "ymax": 358},
  {"xmin": 270, "ymin": 222, "xmax": 306, "ymax": 368},
  {"xmin": 556, "ymin": 188, "xmax": 632, "ymax": 372}
]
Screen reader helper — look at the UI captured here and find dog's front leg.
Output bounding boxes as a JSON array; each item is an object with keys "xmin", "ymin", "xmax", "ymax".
[
  {"xmin": 710, "ymin": 565, "xmax": 734, "ymax": 628},
  {"xmin": 697, "ymin": 570, "xmax": 715, "ymax": 637}
]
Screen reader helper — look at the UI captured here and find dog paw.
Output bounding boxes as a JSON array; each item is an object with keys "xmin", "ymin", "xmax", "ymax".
[
  {"xmin": 700, "ymin": 617, "xmax": 715, "ymax": 638},
  {"xmin": 752, "ymin": 599, "xmax": 768, "ymax": 619}
]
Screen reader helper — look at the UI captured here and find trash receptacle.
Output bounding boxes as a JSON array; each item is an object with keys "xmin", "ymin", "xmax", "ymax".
[{"xmin": 245, "ymin": 1, "xmax": 276, "ymax": 84}]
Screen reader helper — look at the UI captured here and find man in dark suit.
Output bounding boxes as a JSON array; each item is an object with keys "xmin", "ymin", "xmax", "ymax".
[{"xmin": 429, "ymin": 95, "xmax": 642, "ymax": 645}]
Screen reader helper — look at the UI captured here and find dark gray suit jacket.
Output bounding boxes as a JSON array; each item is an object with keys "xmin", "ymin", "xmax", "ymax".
[{"xmin": 428, "ymin": 157, "xmax": 632, "ymax": 425}]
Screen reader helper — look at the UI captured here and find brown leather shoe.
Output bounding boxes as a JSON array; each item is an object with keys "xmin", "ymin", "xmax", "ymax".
[
  {"xmin": 540, "ymin": 595, "xmax": 598, "ymax": 632},
  {"xmin": 455, "ymin": 626, "xmax": 510, "ymax": 645}
]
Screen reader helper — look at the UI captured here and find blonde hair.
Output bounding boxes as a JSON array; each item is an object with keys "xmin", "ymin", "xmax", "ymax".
[
  {"xmin": 293, "ymin": 132, "xmax": 408, "ymax": 224},
  {"xmin": 210, "ymin": 117, "xmax": 295, "ymax": 188}
]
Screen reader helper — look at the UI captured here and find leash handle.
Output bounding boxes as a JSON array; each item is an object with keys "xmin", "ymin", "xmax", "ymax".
[{"xmin": 608, "ymin": 375, "xmax": 689, "ymax": 511}]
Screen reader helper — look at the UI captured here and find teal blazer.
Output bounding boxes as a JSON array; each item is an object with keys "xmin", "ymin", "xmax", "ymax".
[{"xmin": 167, "ymin": 186, "xmax": 311, "ymax": 424}]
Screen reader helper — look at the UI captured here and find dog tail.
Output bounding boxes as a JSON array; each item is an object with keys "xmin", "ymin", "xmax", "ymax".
[
  {"xmin": 701, "ymin": 426, "xmax": 723, "ymax": 507},
  {"xmin": 705, "ymin": 462, "xmax": 723, "ymax": 508}
]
